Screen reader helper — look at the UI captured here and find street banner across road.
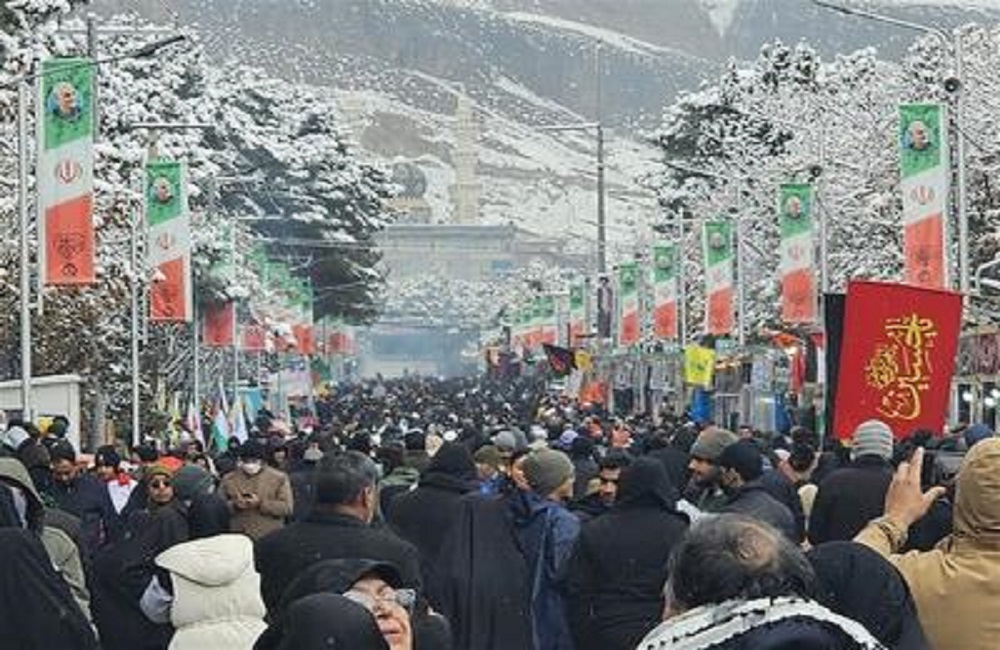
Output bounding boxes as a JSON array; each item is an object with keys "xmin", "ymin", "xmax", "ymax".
[
  {"xmin": 146, "ymin": 160, "xmax": 192, "ymax": 321},
  {"xmin": 899, "ymin": 103, "xmax": 949, "ymax": 289},
  {"xmin": 703, "ymin": 221, "xmax": 734, "ymax": 335},
  {"xmin": 779, "ymin": 184, "xmax": 817, "ymax": 323},
  {"xmin": 833, "ymin": 281, "xmax": 961, "ymax": 439},
  {"xmin": 652, "ymin": 242, "xmax": 679, "ymax": 340},
  {"xmin": 38, "ymin": 57, "xmax": 96, "ymax": 285}
]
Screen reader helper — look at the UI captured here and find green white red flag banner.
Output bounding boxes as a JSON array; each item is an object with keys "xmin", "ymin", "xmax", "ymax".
[
  {"xmin": 779, "ymin": 184, "xmax": 817, "ymax": 323},
  {"xmin": 569, "ymin": 283, "xmax": 586, "ymax": 346},
  {"xmin": 652, "ymin": 242, "xmax": 678, "ymax": 340},
  {"xmin": 38, "ymin": 58, "xmax": 95, "ymax": 285},
  {"xmin": 703, "ymin": 220, "xmax": 734, "ymax": 335},
  {"xmin": 146, "ymin": 160, "xmax": 192, "ymax": 321},
  {"xmin": 899, "ymin": 103, "xmax": 948, "ymax": 289},
  {"xmin": 617, "ymin": 262, "xmax": 640, "ymax": 347},
  {"xmin": 537, "ymin": 294, "xmax": 557, "ymax": 346}
]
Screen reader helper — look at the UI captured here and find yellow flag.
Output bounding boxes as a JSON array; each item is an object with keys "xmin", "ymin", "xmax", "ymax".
[
  {"xmin": 574, "ymin": 350, "xmax": 593, "ymax": 372},
  {"xmin": 684, "ymin": 345, "xmax": 716, "ymax": 387}
]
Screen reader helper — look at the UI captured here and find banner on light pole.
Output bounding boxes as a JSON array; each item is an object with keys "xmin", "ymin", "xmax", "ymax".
[
  {"xmin": 652, "ymin": 242, "xmax": 679, "ymax": 340},
  {"xmin": 617, "ymin": 262, "xmax": 640, "ymax": 347},
  {"xmin": 38, "ymin": 58, "xmax": 96, "ymax": 285},
  {"xmin": 568, "ymin": 283, "xmax": 586, "ymax": 346},
  {"xmin": 899, "ymin": 103, "xmax": 949, "ymax": 289},
  {"xmin": 703, "ymin": 221, "xmax": 734, "ymax": 335},
  {"xmin": 146, "ymin": 160, "xmax": 192, "ymax": 321},
  {"xmin": 779, "ymin": 184, "xmax": 817, "ymax": 323}
]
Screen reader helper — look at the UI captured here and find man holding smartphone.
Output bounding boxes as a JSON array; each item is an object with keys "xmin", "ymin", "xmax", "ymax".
[{"xmin": 221, "ymin": 439, "xmax": 293, "ymax": 541}]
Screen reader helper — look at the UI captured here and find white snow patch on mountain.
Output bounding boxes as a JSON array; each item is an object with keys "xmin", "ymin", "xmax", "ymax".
[
  {"xmin": 697, "ymin": 0, "xmax": 743, "ymax": 36},
  {"xmin": 502, "ymin": 11, "xmax": 688, "ymax": 58}
]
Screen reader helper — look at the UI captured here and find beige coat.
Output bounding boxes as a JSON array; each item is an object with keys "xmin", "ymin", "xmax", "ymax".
[
  {"xmin": 220, "ymin": 465, "xmax": 293, "ymax": 540},
  {"xmin": 856, "ymin": 437, "xmax": 1000, "ymax": 650},
  {"xmin": 156, "ymin": 534, "xmax": 266, "ymax": 650}
]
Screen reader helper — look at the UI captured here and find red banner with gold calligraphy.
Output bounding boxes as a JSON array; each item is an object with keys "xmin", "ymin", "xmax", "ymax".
[{"xmin": 833, "ymin": 281, "xmax": 961, "ymax": 440}]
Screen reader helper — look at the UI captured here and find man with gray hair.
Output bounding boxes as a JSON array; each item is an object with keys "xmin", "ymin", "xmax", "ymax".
[
  {"xmin": 638, "ymin": 515, "xmax": 882, "ymax": 649},
  {"xmin": 255, "ymin": 450, "xmax": 421, "ymax": 615}
]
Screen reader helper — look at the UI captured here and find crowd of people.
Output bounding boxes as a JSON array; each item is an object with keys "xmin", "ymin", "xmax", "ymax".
[{"xmin": 0, "ymin": 375, "xmax": 996, "ymax": 649}]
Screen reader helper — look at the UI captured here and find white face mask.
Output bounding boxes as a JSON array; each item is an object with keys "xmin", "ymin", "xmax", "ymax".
[{"xmin": 241, "ymin": 461, "xmax": 263, "ymax": 476}]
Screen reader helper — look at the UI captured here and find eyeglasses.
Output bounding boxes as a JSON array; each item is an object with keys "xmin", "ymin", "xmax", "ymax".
[
  {"xmin": 343, "ymin": 587, "xmax": 416, "ymax": 615},
  {"xmin": 149, "ymin": 479, "xmax": 172, "ymax": 489}
]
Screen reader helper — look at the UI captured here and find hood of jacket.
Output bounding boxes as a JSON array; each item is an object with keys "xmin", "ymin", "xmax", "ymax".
[
  {"xmin": 954, "ymin": 436, "xmax": 1000, "ymax": 542},
  {"xmin": 616, "ymin": 456, "xmax": 680, "ymax": 511},
  {"xmin": 0, "ymin": 458, "xmax": 45, "ymax": 530},
  {"xmin": 156, "ymin": 533, "xmax": 253, "ymax": 587}
]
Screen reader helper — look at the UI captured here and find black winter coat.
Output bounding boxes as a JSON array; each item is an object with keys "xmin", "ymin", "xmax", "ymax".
[
  {"xmin": 808, "ymin": 456, "xmax": 892, "ymax": 545},
  {"xmin": 567, "ymin": 456, "xmax": 689, "ymax": 650},
  {"xmin": 389, "ymin": 473, "xmax": 476, "ymax": 588},
  {"xmin": 759, "ymin": 470, "xmax": 806, "ymax": 543},
  {"xmin": 719, "ymin": 482, "xmax": 798, "ymax": 542},
  {"xmin": 566, "ymin": 505, "xmax": 688, "ymax": 650},
  {"xmin": 255, "ymin": 510, "xmax": 422, "ymax": 614}
]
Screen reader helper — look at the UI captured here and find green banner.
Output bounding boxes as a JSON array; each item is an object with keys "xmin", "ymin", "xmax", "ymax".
[
  {"xmin": 779, "ymin": 184, "xmax": 814, "ymax": 239},
  {"xmin": 145, "ymin": 160, "xmax": 184, "ymax": 227},
  {"xmin": 569, "ymin": 284, "xmax": 584, "ymax": 311},
  {"xmin": 652, "ymin": 243, "xmax": 677, "ymax": 283},
  {"xmin": 899, "ymin": 103, "xmax": 943, "ymax": 178},
  {"xmin": 40, "ymin": 58, "xmax": 94, "ymax": 150},
  {"xmin": 703, "ymin": 221, "xmax": 733, "ymax": 267},
  {"xmin": 618, "ymin": 262, "xmax": 639, "ymax": 295}
]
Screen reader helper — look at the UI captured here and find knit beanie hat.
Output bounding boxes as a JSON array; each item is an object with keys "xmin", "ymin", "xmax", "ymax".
[
  {"xmin": 690, "ymin": 427, "xmax": 739, "ymax": 462},
  {"xmin": 964, "ymin": 423, "xmax": 993, "ymax": 450},
  {"xmin": 852, "ymin": 420, "xmax": 894, "ymax": 460},
  {"xmin": 718, "ymin": 439, "xmax": 764, "ymax": 482},
  {"xmin": 144, "ymin": 464, "xmax": 174, "ymax": 482},
  {"xmin": 171, "ymin": 464, "xmax": 213, "ymax": 500},
  {"xmin": 523, "ymin": 449, "xmax": 574, "ymax": 497}
]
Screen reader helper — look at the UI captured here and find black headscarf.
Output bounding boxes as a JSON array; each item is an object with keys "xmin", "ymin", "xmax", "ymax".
[
  {"xmin": 807, "ymin": 541, "xmax": 931, "ymax": 650},
  {"xmin": 420, "ymin": 442, "xmax": 478, "ymax": 492},
  {"xmin": 255, "ymin": 559, "xmax": 403, "ymax": 650},
  {"xmin": 615, "ymin": 456, "xmax": 680, "ymax": 510},
  {"xmin": 274, "ymin": 594, "xmax": 389, "ymax": 650},
  {"xmin": 0, "ymin": 528, "xmax": 97, "ymax": 649}
]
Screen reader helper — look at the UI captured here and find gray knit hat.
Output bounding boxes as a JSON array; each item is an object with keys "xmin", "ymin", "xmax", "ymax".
[
  {"xmin": 522, "ymin": 449, "xmax": 574, "ymax": 497},
  {"xmin": 690, "ymin": 427, "xmax": 739, "ymax": 462},
  {"xmin": 852, "ymin": 420, "xmax": 894, "ymax": 460}
]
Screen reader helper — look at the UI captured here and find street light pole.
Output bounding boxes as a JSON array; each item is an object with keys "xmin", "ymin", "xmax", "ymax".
[
  {"xmin": 8, "ymin": 34, "xmax": 186, "ymax": 425},
  {"xmin": 812, "ymin": 0, "xmax": 969, "ymax": 296},
  {"xmin": 18, "ymin": 81, "xmax": 31, "ymax": 421}
]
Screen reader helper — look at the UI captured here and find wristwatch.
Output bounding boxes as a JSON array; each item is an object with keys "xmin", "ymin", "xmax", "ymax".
[{"xmin": 869, "ymin": 515, "xmax": 909, "ymax": 552}]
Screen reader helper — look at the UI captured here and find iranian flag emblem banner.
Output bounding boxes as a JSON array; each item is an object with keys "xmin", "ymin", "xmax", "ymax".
[
  {"xmin": 703, "ymin": 220, "xmax": 734, "ymax": 335},
  {"xmin": 538, "ymin": 294, "xmax": 557, "ymax": 345},
  {"xmin": 899, "ymin": 103, "xmax": 948, "ymax": 289},
  {"xmin": 146, "ymin": 160, "xmax": 192, "ymax": 321},
  {"xmin": 617, "ymin": 262, "xmax": 640, "ymax": 347},
  {"xmin": 569, "ymin": 283, "xmax": 586, "ymax": 345},
  {"xmin": 652, "ymin": 242, "xmax": 679, "ymax": 340},
  {"xmin": 38, "ymin": 58, "xmax": 96, "ymax": 285},
  {"xmin": 779, "ymin": 184, "xmax": 817, "ymax": 323}
]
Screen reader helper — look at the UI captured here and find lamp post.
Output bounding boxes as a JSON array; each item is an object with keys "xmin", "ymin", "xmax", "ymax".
[
  {"xmin": 813, "ymin": 0, "xmax": 969, "ymax": 297},
  {"xmin": 540, "ymin": 122, "xmax": 607, "ymax": 274},
  {"xmin": 6, "ymin": 33, "xmax": 185, "ymax": 424},
  {"xmin": 119, "ymin": 120, "xmax": 212, "ymax": 445}
]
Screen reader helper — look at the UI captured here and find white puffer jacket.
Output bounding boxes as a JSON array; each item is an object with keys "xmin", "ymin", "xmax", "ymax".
[{"xmin": 155, "ymin": 534, "xmax": 267, "ymax": 650}]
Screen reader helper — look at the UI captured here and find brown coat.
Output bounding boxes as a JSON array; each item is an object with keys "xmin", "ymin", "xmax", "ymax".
[
  {"xmin": 220, "ymin": 466, "xmax": 293, "ymax": 541},
  {"xmin": 856, "ymin": 437, "xmax": 1000, "ymax": 650}
]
